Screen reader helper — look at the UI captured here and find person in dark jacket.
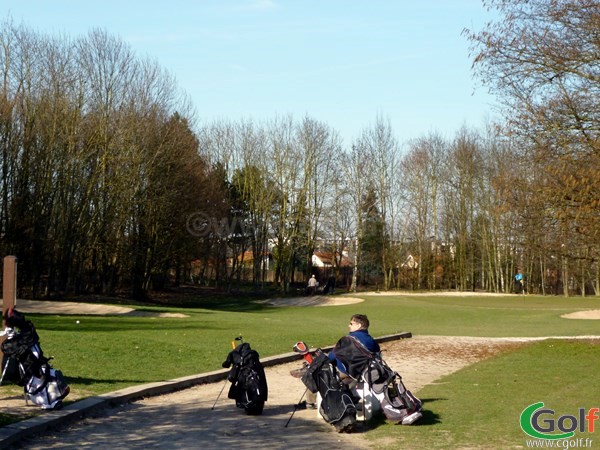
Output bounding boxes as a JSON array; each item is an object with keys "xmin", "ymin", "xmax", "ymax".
[{"xmin": 328, "ymin": 314, "xmax": 380, "ymax": 378}]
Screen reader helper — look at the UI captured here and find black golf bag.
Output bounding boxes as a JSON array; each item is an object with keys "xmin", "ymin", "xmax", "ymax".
[
  {"xmin": 301, "ymin": 349, "xmax": 357, "ymax": 432},
  {"xmin": 222, "ymin": 342, "xmax": 268, "ymax": 415},
  {"xmin": 332, "ymin": 336, "xmax": 423, "ymax": 425},
  {"xmin": 1, "ymin": 308, "xmax": 70, "ymax": 410}
]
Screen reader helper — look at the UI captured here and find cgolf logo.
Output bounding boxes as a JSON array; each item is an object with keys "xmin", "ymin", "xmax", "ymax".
[{"xmin": 520, "ymin": 402, "xmax": 599, "ymax": 440}]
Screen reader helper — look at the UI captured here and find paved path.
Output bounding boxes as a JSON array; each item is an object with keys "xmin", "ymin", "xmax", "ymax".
[{"xmin": 10, "ymin": 361, "xmax": 368, "ymax": 450}]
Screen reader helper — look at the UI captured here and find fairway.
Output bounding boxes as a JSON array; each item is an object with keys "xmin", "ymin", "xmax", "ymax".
[{"xmin": 2, "ymin": 292, "xmax": 599, "ymax": 448}]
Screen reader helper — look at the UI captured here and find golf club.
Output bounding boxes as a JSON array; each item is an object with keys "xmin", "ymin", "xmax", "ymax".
[
  {"xmin": 231, "ymin": 335, "xmax": 243, "ymax": 349},
  {"xmin": 0, "ymin": 357, "xmax": 12, "ymax": 386}
]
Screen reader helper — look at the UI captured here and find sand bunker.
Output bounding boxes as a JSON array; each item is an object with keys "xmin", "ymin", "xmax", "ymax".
[{"xmin": 561, "ymin": 309, "xmax": 600, "ymax": 320}]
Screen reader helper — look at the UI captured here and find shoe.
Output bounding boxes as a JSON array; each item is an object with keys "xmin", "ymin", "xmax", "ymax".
[
  {"xmin": 306, "ymin": 402, "xmax": 317, "ymax": 410},
  {"xmin": 296, "ymin": 400, "xmax": 307, "ymax": 410}
]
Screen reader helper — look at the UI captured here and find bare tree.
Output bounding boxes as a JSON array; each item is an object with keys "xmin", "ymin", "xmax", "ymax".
[
  {"xmin": 442, "ymin": 128, "xmax": 484, "ymax": 291},
  {"xmin": 353, "ymin": 115, "xmax": 400, "ymax": 290},
  {"xmin": 260, "ymin": 115, "xmax": 339, "ymax": 292},
  {"xmin": 466, "ymin": 0, "xmax": 600, "ymax": 295},
  {"xmin": 295, "ymin": 116, "xmax": 340, "ymax": 281},
  {"xmin": 322, "ymin": 169, "xmax": 354, "ymax": 288},
  {"xmin": 341, "ymin": 144, "xmax": 373, "ymax": 292},
  {"xmin": 0, "ymin": 22, "xmax": 212, "ymax": 299},
  {"xmin": 231, "ymin": 121, "xmax": 274, "ymax": 290},
  {"xmin": 401, "ymin": 132, "xmax": 447, "ymax": 289}
]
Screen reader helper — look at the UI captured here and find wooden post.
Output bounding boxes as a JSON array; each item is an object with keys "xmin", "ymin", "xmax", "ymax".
[
  {"xmin": 2, "ymin": 256, "xmax": 17, "ymax": 348},
  {"xmin": 2, "ymin": 255, "xmax": 17, "ymax": 313}
]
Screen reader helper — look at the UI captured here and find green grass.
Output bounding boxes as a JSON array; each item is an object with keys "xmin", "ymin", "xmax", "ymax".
[
  {"xmin": 365, "ymin": 339, "xmax": 600, "ymax": 449},
  {"xmin": 2, "ymin": 292, "xmax": 600, "ymax": 445}
]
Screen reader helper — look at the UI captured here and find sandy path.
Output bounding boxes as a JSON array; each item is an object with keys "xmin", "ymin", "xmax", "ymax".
[{"xmin": 10, "ymin": 335, "xmax": 526, "ymax": 450}]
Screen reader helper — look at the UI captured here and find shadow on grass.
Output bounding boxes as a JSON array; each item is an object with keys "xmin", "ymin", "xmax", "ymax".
[
  {"xmin": 143, "ymin": 286, "xmax": 282, "ymax": 312},
  {"xmin": 71, "ymin": 284, "xmax": 306, "ymax": 313},
  {"xmin": 418, "ymin": 409, "xmax": 441, "ymax": 425},
  {"xmin": 417, "ymin": 397, "xmax": 444, "ymax": 425}
]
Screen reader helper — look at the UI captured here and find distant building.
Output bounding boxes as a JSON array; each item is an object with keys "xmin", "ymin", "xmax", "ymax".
[{"xmin": 312, "ymin": 251, "xmax": 353, "ymax": 268}]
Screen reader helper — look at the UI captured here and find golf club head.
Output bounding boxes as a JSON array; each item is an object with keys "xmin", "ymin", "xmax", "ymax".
[
  {"xmin": 293, "ymin": 341, "xmax": 309, "ymax": 355},
  {"xmin": 231, "ymin": 335, "xmax": 244, "ymax": 349}
]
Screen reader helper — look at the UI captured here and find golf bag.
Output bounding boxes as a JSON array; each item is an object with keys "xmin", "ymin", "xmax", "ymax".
[
  {"xmin": 1, "ymin": 308, "xmax": 70, "ymax": 410},
  {"xmin": 332, "ymin": 336, "xmax": 423, "ymax": 425},
  {"xmin": 222, "ymin": 342, "xmax": 268, "ymax": 415},
  {"xmin": 301, "ymin": 349, "xmax": 357, "ymax": 432},
  {"xmin": 363, "ymin": 357, "xmax": 423, "ymax": 424}
]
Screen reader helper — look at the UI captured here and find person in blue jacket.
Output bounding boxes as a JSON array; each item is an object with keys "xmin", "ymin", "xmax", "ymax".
[
  {"xmin": 514, "ymin": 269, "xmax": 524, "ymax": 294},
  {"xmin": 329, "ymin": 314, "xmax": 380, "ymax": 380}
]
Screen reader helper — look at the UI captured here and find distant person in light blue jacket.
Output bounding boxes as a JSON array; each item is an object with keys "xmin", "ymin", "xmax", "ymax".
[{"xmin": 514, "ymin": 269, "xmax": 524, "ymax": 294}]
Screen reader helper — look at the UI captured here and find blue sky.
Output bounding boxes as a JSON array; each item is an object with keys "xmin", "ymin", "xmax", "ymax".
[{"xmin": 2, "ymin": 0, "xmax": 498, "ymax": 146}]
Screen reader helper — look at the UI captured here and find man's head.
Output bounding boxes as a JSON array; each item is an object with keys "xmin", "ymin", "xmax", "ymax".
[{"xmin": 349, "ymin": 314, "xmax": 369, "ymax": 331}]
